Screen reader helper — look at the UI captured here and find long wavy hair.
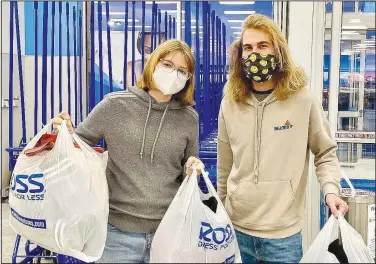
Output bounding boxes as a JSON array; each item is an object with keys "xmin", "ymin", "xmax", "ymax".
[{"xmin": 225, "ymin": 14, "xmax": 307, "ymax": 102}]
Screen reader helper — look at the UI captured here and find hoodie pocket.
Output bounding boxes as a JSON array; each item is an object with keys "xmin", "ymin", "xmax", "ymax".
[{"xmin": 226, "ymin": 180, "xmax": 298, "ymax": 229}]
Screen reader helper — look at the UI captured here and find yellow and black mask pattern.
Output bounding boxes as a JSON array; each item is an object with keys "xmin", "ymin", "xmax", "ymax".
[{"xmin": 242, "ymin": 52, "xmax": 277, "ymax": 83}]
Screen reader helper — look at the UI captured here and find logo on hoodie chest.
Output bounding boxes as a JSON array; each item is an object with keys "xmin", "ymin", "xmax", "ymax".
[{"xmin": 274, "ymin": 120, "xmax": 293, "ymax": 131}]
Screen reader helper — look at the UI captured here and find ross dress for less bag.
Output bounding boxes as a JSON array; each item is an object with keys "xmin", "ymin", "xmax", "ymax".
[
  {"xmin": 8, "ymin": 120, "xmax": 109, "ymax": 262},
  {"xmin": 150, "ymin": 168, "xmax": 242, "ymax": 263},
  {"xmin": 300, "ymin": 214, "xmax": 374, "ymax": 263}
]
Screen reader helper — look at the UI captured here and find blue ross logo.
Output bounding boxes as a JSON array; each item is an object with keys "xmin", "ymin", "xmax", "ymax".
[
  {"xmin": 198, "ymin": 222, "xmax": 235, "ymax": 251},
  {"xmin": 10, "ymin": 174, "xmax": 45, "ymax": 201}
]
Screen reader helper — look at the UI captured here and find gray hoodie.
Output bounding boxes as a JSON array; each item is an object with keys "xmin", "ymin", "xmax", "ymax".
[{"xmin": 75, "ymin": 86, "xmax": 199, "ymax": 233}]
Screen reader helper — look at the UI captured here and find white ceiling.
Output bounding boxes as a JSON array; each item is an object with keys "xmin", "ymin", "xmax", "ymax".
[
  {"xmin": 324, "ymin": 12, "xmax": 375, "ymax": 55},
  {"xmin": 325, "ymin": 12, "xmax": 375, "ymax": 41}
]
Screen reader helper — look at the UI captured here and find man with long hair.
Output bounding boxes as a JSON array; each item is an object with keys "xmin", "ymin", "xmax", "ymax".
[{"xmin": 217, "ymin": 14, "xmax": 349, "ymax": 263}]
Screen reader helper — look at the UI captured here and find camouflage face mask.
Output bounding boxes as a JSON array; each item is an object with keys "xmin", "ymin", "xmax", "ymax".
[{"xmin": 242, "ymin": 52, "xmax": 277, "ymax": 83}]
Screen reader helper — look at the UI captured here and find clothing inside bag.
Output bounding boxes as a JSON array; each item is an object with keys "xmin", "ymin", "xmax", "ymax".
[
  {"xmin": 202, "ymin": 196, "xmax": 218, "ymax": 213},
  {"xmin": 328, "ymin": 238, "xmax": 349, "ymax": 264}
]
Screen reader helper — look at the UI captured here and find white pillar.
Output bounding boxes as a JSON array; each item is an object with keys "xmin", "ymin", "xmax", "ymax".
[
  {"xmin": 176, "ymin": 1, "xmax": 182, "ymax": 40},
  {"xmin": 287, "ymin": 1, "xmax": 326, "ymax": 251},
  {"xmin": 328, "ymin": 1, "xmax": 343, "ymax": 138}
]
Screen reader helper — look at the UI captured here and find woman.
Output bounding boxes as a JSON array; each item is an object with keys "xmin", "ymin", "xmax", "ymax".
[{"xmin": 53, "ymin": 40, "xmax": 203, "ymax": 263}]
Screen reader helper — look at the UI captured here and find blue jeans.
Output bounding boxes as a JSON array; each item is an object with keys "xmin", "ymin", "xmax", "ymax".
[
  {"xmin": 235, "ymin": 230, "xmax": 303, "ymax": 264},
  {"xmin": 97, "ymin": 224, "xmax": 154, "ymax": 263}
]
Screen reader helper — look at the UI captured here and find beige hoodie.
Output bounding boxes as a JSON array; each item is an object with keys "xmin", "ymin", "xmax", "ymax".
[{"xmin": 217, "ymin": 88, "xmax": 341, "ymax": 239}]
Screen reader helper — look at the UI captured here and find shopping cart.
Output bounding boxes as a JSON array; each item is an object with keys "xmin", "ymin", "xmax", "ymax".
[{"xmin": 12, "ymin": 234, "xmax": 86, "ymax": 264}]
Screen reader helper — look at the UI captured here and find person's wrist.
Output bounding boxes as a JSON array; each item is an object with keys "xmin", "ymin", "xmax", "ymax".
[{"xmin": 325, "ymin": 193, "xmax": 337, "ymax": 206}]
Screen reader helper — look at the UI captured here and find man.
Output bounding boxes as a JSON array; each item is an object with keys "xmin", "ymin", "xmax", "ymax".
[
  {"xmin": 217, "ymin": 14, "xmax": 349, "ymax": 263},
  {"xmin": 126, "ymin": 31, "xmax": 166, "ymax": 88}
]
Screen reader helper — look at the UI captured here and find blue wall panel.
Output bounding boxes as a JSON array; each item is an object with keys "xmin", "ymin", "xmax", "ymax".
[{"xmin": 24, "ymin": 1, "xmax": 83, "ymax": 56}]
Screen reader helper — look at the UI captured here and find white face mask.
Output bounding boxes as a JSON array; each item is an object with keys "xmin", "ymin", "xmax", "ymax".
[{"xmin": 152, "ymin": 66, "xmax": 188, "ymax": 95}]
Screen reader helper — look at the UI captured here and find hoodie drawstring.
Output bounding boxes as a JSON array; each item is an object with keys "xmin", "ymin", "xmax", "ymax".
[
  {"xmin": 140, "ymin": 97, "xmax": 152, "ymax": 159},
  {"xmin": 150, "ymin": 102, "xmax": 170, "ymax": 163},
  {"xmin": 253, "ymin": 102, "xmax": 266, "ymax": 184},
  {"xmin": 253, "ymin": 106, "xmax": 259, "ymax": 184},
  {"xmin": 139, "ymin": 97, "xmax": 171, "ymax": 164}
]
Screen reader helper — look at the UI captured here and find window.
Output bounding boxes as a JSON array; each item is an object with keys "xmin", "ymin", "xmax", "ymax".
[
  {"xmin": 323, "ymin": 1, "xmax": 375, "ymax": 180},
  {"xmin": 359, "ymin": 1, "xmax": 376, "ymax": 13},
  {"xmin": 338, "ymin": 7, "xmax": 375, "ymax": 133},
  {"xmin": 337, "ymin": 2, "xmax": 375, "ymax": 179},
  {"xmin": 326, "ymin": 1, "xmax": 356, "ymax": 13}
]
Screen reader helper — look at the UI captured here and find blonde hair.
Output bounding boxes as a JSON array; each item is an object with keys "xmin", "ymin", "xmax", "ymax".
[
  {"xmin": 137, "ymin": 39, "xmax": 195, "ymax": 106},
  {"xmin": 225, "ymin": 14, "xmax": 307, "ymax": 102}
]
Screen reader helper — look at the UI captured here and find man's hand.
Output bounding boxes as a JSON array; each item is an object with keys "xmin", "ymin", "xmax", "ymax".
[{"xmin": 326, "ymin": 193, "xmax": 349, "ymax": 216}]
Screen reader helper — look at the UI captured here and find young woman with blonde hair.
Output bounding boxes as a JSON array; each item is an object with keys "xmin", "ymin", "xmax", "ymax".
[
  {"xmin": 53, "ymin": 39, "xmax": 203, "ymax": 263},
  {"xmin": 217, "ymin": 14, "xmax": 348, "ymax": 263}
]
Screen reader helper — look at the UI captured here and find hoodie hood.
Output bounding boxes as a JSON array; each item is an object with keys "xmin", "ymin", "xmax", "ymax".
[{"xmin": 245, "ymin": 89, "xmax": 278, "ymax": 106}]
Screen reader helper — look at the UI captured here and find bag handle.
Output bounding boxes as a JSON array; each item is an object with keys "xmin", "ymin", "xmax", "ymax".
[
  {"xmin": 200, "ymin": 169, "xmax": 219, "ymax": 200},
  {"xmin": 177, "ymin": 173, "xmax": 197, "ymax": 215},
  {"xmin": 194, "ymin": 167, "xmax": 229, "ymax": 224},
  {"xmin": 340, "ymin": 169, "xmax": 356, "ymax": 197}
]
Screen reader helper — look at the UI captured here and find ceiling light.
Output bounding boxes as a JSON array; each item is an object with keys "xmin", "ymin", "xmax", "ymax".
[
  {"xmin": 353, "ymin": 44, "xmax": 368, "ymax": 48},
  {"xmin": 165, "ymin": 10, "xmax": 184, "ymax": 13},
  {"xmin": 233, "ymin": 32, "xmax": 242, "ymax": 34},
  {"xmin": 231, "ymin": 26, "xmax": 243, "ymax": 29},
  {"xmin": 349, "ymin": 18, "xmax": 361, "ymax": 23},
  {"xmin": 341, "ymin": 31, "xmax": 359, "ymax": 35},
  {"xmin": 146, "ymin": 1, "xmax": 178, "ymax": 4},
  {"xmin": 342, "ymin": 25, "xmax": 368, "ymax": 30},
  {"xmin": 182, "ymin": 26, "xmax": 203, "ymax": 28},
  {"xmin": 127, "ymin": 25, "xmax": 152, "ymax": 28},
  {"xmin": 110, "ymin": 18, "xmax": 140, "ymax": 22},
  {"xmin": 220, "ymin": 1, "xmax": 255, "ymax": 5},
  {"xmin": 228, "ymin": 20, "xmax": 244, "ymax": 23},
  {"xmin": 182, "ymin": 20, "xmax": 197, "ymax": 23},
  {"xmin": 103, "ymin": 12, "xmax": 126, "ymax": 15},
  {"xmin": 224, "ymin": 11, "xmax": 255, "ymax": 15}
]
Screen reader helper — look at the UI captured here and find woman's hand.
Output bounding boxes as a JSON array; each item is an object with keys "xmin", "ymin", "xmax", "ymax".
[
  {"xmin": 185, "ymin": 157, "xmax": 204, "ymax": 177},
  {"xmin": 51, "ymin": 111, "xmax": 74, "ymax": 133}
]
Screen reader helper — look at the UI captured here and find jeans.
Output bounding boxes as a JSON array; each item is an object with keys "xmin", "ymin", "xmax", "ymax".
[
  {"xmin": 235, "ymin": 230, "xmax": 303, "ymax": 264},
  {"xmin": 97, "ymin": 224, "xmax": 154, "ymax": 263}
]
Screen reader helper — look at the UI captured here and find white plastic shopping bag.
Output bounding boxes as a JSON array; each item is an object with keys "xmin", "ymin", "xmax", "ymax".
[
  {"xmin": 150, "ymin": 168, "xmax": 242, "ymax": 263},
  {"xmin": 300, "ymin": 214, "xmax": 374, "ymax": 263},
  {"xmin": 8, "ymin": 120, "xmax": 109, "ymax": 262}
]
